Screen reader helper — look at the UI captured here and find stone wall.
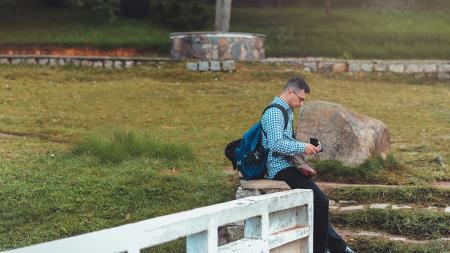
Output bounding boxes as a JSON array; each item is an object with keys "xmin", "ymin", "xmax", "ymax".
[
  {"xmin": 264, "ymin": 58, "xmax": 450, "ymax": 80},
  {"xmin": 0, "ymin": 55, "xmax": 171, "ymax": 69}
]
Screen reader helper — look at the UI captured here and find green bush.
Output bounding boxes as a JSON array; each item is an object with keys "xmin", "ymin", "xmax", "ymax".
[
  {"xmin": 120, "ymin": 0, "xmax": 149, "ymax": 19},
  {"xmin": 72, "ymin": 131, "xmax": 195, "ymax": 164},
  {"xmin": 151, "ymin": 0, "xmax": 211, "ymax": 30}
]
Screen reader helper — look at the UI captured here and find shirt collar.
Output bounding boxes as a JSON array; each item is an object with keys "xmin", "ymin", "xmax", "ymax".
[{"xmin": 273, "ymin": 96, "xmax": 293, "ymax": 113}]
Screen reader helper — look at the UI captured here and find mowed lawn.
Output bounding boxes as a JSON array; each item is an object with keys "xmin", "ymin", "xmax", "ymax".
[
  {"xmin": 0, "ymin": 63, "xmax": 449, "ymax": 251},
  {"xmin": 1, "ymin": 4, "xmax": 450, "ymax": 59}
]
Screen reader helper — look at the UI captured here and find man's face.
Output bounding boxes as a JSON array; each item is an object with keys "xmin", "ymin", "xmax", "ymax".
[{"xmin": 288, "ymin": 89, "xmax": 306, "ymax": 109}]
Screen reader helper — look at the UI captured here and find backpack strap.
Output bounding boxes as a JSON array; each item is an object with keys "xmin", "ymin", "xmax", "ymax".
[{"xmin": 262, "ymin": 104, "xmax": 289, "ymax": 130}]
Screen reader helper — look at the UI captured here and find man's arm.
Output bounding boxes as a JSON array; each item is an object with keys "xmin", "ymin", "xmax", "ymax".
[{"xmin": 261, "ymin": 108, "xmax": 306, "ymax": 155}]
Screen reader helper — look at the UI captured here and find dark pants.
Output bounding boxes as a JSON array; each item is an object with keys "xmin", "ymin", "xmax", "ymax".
[{"xmin": 274, "ymin": 167, "xmax": 347, "ymax": 253}]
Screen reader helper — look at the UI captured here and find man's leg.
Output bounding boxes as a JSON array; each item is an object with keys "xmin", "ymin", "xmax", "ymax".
[
  {"xmin": 327, "ymin": 224, "xmax": 347, "ymax": 253},
  {"xmin": 274, "ymin": 167, "xmax": 330, "ymax": 253}
]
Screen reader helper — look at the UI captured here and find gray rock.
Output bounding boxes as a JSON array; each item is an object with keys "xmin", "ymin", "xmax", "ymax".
[
  {"xmin": 57, "ymin": 58, "xmax": 66, "ymax": 66},
  {"xmin": 81, "ymin": 60, "xmax": 92, "ymax": 67},
  {"xmin": 329, "ymin": 200, "xmax": 337, "ymax": 206},
  {"xmin": 124, "ymin": 61, "xmax": 134, "ymax": 68},
  {"xmin": 370, "ymin": 203, "xmax": 390, "ymax": 209},
  {"xmin": 38, "ymin": 58, "xmax": 49, "ymax": 65},
  {"xmin": 332, "ymin": 62, "xmax": 347, "ymax": 72},
  {"xmin": 11, "ymin": 58, "xmax": 23, "ymax": 65},
  {"xmin": 445, "ymin": 207, "xmax": 450, "ymax": 213},
  {"xmin": 69, "ymin": 59, "xmax": 80, "ymax": 66},
  {"xmin": 338, "ymin": 200, "xmax": 357, "ymax": 205},
  {"xmin": 296, "ymin": 101, "xmax": 390, "ymax": 166},
  {"xmin": 405, "ymin": 64, "xmax": 437, "ymax": 73},
  {"xmin": 26, "ymin": 58, "xmax": 37, "ymax": 64},
  {"xmin": 374, "ymin": 63, "xmax": 388, "ymax": 72},
  {"xmin": 349, "ymin": 62, "xmax": 373, "ymax": 72},
  {"xmin": 186, "ymin": 62, "xmax": 198, "ymax": 71},
  {"xmin": 114, "ymin": 61, "xmax": 123, "ymax": 69},
  {"xmin": 93, "ymin": 61, "xmax": 103, "ymax": 68},
  {"xmin": 222, "ymin": 60, "xmax": 235, "ymax": 72},
  {"xmin": 304, "ymin": 61, "xmax": 318, "ymax": 72},
  {"xmin": 318, "ymin": 61, "xmax": 334, "ymax": 72},
  {"xmin": 437, "ymin": 64, "xmax": 450, "ymax": 73},
  {"xmin": 198, "ymin": 61, "xmax": 209, "ymax": 71},
  {"xmin": 437, "ymin": 73, "xmax": 450, "ymax": 81},
  {"xmin": 49, "ymin": 58, "xmax": 57, "ymax": 66},
  {"xmin": 218, "ymin": 223, "xmax": 244, "ymax": 246},
  {"xmin": 104, "ymin": 60, "xmax": 113, "ymax": 69},
  {"xmin": 210, "ymin": 60, "xmax": 221, "ymax": 71},
  {"xmin": 389, "ymin": 64, "xmax": 405, "ymax": 73},
  {"xmin": 0, "ymin": 58, "xmax": 9, "ymax": 64}
]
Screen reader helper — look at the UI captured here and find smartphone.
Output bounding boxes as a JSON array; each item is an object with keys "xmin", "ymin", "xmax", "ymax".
[{"xmin": 310, "ymin": 138, "xmax": 323, "ymax": 152}]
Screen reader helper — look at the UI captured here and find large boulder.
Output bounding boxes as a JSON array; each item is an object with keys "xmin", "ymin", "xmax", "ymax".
[{"xmin": 296, "ymin": 101, "xmax": 390, "ymax": 166}]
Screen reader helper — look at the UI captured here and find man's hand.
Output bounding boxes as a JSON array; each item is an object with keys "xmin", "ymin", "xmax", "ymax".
[{"xmin": 303, "ymin": 144, "xmax": 321, "ymax": 155}]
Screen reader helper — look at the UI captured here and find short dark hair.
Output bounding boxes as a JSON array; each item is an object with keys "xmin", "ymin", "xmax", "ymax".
[{"xmin": 283, "ymin": 77, "xmax": 310, "ymax": 93}]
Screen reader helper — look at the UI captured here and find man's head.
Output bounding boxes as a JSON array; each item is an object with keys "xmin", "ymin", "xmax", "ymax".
[{"xmin": 280, "ymin": 77, "xmax": 310, "ymax": 109}]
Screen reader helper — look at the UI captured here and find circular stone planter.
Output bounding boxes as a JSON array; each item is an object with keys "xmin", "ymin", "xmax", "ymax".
[{"xmin": 170, "ymin": 32, "xmax": 266, "ymax": 61}]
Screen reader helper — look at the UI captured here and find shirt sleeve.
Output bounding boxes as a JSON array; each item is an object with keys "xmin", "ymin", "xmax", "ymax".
[{"xmin": 261, "ymin": 107, "xmax": 306, "ymax": 155}]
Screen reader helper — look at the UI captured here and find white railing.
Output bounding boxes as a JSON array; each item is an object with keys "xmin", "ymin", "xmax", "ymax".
[{"xmin": 3, "ymin": 189, "xmax": 313, "ymax": 253}]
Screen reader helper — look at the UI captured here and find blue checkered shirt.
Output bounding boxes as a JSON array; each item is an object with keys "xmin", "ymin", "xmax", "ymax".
[{"xmin": 261, "ymin": 97, "xmax": 306, "ymax": 179}]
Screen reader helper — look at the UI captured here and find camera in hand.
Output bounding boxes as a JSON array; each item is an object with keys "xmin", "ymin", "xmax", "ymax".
[{"xmin": 310, "ymin": 138, "xmax": 323, "ymax": 152}]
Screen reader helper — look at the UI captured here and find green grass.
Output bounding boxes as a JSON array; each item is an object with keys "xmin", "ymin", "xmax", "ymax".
[
  {"xmin": 1, "ymin": 4, "xmax": 450, "ymax": 58},
  {"xmin": 232, "ymin": 7, "xmax": 450, "ymax": 59},
  {"xmin": 326, "ymin": 186, "xmax": 450, "ymax": 207},
  {"xmin": 0, "ymin": 63, "xmax": 449, "ymax": 250},
  {"xmin": 312, "ymin": 154, "xmax": 401, "ymax": 183},
  {"xmin": 332, "ymin": 209, "xmax": 450, "ymax": 239},
  {"xmin": 73, "ymin": 131, "xmax": 195, "ymax": 164},
  {"xmin": 350, "ymin": 238, "xmax": 450, "ymax": 253}
]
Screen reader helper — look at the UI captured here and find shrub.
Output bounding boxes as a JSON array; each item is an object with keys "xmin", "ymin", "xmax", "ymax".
[
  {"xmin": 120, "ymin": 0, "xmax": 150, "ymax": 19},
  {"xmin": 72, "ymin": 131, "xmax": 195, "ymax": 164}
]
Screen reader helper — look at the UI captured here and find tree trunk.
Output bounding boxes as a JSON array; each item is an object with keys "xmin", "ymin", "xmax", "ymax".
[
  {"xmin": 215, "ymin": 0, "xmax": 232, "ymax": 32},
  {"xmin": 324, "ymin": 0, "xmax": 331, "ymax": 19}
]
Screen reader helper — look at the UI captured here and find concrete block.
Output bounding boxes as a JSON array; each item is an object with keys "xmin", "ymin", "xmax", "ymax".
[
  {"xmin": 186, "ymin": 62, "xmax": 198, "ymax": 71},
  {"xmin": 210, "ymin": 60, "xmax": 221, "ymax": 71},
  {"xmin": 405, "ymin": 64, "xmax": 437, "ymax": 73},
  {"xmin": 0, "ymin": 58, "xmax": 9, "ymax": 64},
  {"xmin": 222, "ymin": 60, "xmax": 235, "ymax": 72},
  {"xmin": 318, "ymin": 61, "xmax": 334, "ymax": 72},
  {"xmin": 198, "ymin": 61, "xmax": 209, "ymax": 71}
]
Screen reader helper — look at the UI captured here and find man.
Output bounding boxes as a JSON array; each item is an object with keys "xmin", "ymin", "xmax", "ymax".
[{"xmin": 261, "ymin": 77, "xmax": 355, "ymax": 253}]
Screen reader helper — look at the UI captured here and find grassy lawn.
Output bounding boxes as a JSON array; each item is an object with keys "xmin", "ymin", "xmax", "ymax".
[
  {"xmin": 1, "ymin": 4, "xmax": 450, "ymax": 59},
  {"xmin": 0, "ymin": 63, "xmax": 449, "ymax": 251}
]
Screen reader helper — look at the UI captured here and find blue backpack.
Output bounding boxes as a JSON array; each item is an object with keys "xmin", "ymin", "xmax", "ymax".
[{"xmin": 225, "ymin": 104, "xmax": 289, "ymax": 180}]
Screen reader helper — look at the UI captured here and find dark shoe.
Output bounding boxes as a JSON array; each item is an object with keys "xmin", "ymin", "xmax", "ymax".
[{"xmin": 345, "ymin": 246, "xmax": 356, "ymax": 253}]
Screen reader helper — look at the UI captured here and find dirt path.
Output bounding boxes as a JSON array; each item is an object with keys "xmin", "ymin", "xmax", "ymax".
[{"xmin": 316, "ymin": 181, "xmax": 449, "ymax": 190}]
